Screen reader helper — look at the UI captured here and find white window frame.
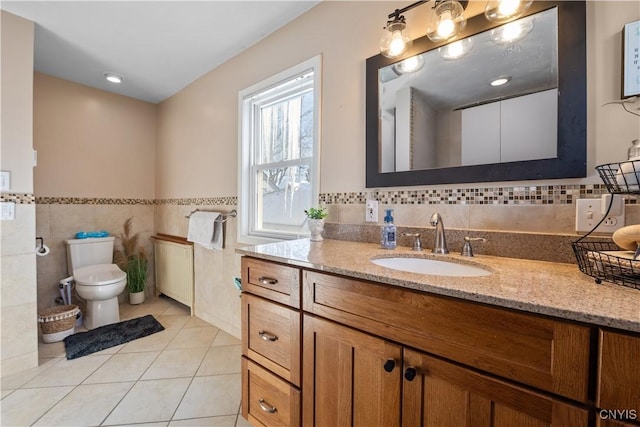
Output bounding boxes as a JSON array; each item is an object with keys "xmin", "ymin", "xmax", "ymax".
[{"xmin": 238, "ymin": 55, "xmax": 322, "ymax": 244}]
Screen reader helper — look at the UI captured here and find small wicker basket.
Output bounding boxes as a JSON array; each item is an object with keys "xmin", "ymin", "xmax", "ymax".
[{"xmin": 38, "ymin": 305, "xmax": 79, "ymax": 343}]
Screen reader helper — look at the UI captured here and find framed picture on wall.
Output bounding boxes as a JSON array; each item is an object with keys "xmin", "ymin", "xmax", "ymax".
[{"xmin": 622, "ymin": 19, "xmax": 640, "ymax": 98}]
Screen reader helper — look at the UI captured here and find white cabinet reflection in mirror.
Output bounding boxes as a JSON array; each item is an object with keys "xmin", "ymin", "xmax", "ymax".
[{"xmin": 462, "ymin": 89, "xmax": 557, "ymax": 166}]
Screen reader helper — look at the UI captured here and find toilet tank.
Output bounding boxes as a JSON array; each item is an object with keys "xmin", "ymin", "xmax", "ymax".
[{"xmin": 65, "ymin": 236, "xmax": 116, "ymax": 275}]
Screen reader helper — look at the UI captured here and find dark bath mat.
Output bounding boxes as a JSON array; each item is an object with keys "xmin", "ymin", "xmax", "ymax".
[{"xmin": 63, "ymin": 314, "xmax": 164, "ymax": 360}]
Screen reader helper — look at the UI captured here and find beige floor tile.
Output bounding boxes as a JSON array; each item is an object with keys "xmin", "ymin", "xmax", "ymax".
[
  {"xmin": 173, "ymin": 374, "xmax": 242, "ymax": 420},
  {"xmin": 211, "ymin": 330, "xmax": 241, "ymax": 347},
  {"xmin": 156, "ymin": 314, "xmax": 191, "ymax": 330},
  {"xmin": 109, "ymin": 423, "xmax": 168, "ymax": 427},
  {"xmin": 33, "ymin": 382, "xmax": 134, "ymax": 426},
  {"xmin": 0, "ymin": 386, "xmax": 73, "ymax": 426},
  {"xmin": 102, "ymin": 378, "xmax": 191, "ymax": 425},
  {"xmin": 0, "ymin": 357, "xmax": 60, "ymax": 390},
  {"xmin": 235, "ymin": 413, "xmax": 253, "ymax": 427},
  {"xmin": 84, "ymin": 351, "xmax": 160, "ymax": 384},
  {"xmin": 141, "ymin": 347, "xmax": 208, "ymax": 380},
  {"xmin": 197, "ymin": 345, "xmax": 241, "ymax": 376},
  {"xmin": 169, "ymin": 415, "xmax": 238, "ymax": 426},
  {"xmin": 1, "ymin": 389, "xmax": 14, "ymax": 398},
  {"xmin": 23, "ymin": 354, "xmax": 111, "ymax": 387},
  {"xmin": 162, "ymin": 301, "xmax": 190, "ymax": 316},
  {"xmin": 167, "ymin": 326, "xmax": 219, "ymax": 349},
  {"xmin": 184, "ymin": 316, "xmax": 213, "ymax": 328},
  {"xmin": 119, "ymin": 328, "xmax": 180, "ymax": 353}
]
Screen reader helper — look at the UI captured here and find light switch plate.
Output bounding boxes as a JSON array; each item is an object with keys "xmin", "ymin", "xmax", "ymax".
[
  {"xmin": 575, "ymin": 198, "xmax": 625, "ymax": 233},
  {"xmin": 1, "ymin": 202, "xmax": 15, "ymax": 220},
  {"xmin": 0, "ymin": 171, "xmax": 10, "ymax": 191}
]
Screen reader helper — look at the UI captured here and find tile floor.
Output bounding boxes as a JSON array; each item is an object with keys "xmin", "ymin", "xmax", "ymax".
[{"xmin": 0, "ymin": 296, "xmax": 251, "ymax": 427}]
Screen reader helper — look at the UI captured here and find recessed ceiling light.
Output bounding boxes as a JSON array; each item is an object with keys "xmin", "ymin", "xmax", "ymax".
[
  {"xmin": 490, "ymin": 76, "xmax": 511, "ymax": 86},
  {"xmin": 104, "ymin": 72, "xmax": 123, "ymax": 84}
]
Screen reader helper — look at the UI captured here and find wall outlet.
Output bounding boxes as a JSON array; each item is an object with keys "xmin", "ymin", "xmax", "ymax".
[
  {"xmin": 366, "ymin": 200, "xmax": 379, "ymax": 222},
  {"xmin": 575, "ymin": 197, "xmax": 625, "ymax": 233}
]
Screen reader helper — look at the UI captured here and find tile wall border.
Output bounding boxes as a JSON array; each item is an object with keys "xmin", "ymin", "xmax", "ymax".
[
  {"xmin": 320, "ymin": 184, "xmax": 639, "ymax": 205},
  {"xmin": 0, "ymin": 193, "xmax": 35, "ymax": 204}
]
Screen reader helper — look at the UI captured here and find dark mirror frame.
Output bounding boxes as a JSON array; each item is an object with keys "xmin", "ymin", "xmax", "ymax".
[{"xmin": 365, "ymin": 1, "xmax": 586, "ymax": 188}]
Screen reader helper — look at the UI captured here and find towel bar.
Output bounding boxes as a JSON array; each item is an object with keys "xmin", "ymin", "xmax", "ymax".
[{"xmin": 185, "ymin": 209, "xmax": 237, "ymax": 223}]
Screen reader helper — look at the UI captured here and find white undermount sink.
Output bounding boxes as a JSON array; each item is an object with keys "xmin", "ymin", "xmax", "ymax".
[{"xmin": 370, "ymin": 257, "xmax": 491, "ymax": 277}]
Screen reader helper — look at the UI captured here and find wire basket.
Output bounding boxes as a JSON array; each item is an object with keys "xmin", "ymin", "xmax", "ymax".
[
  {"xmin": 38, "ymin": 304, "xmax": 79, "ymax": 342},
  {"xmin": 572, "ymin": 241, "xmax": 640, "ymax": 290},
  {"xmin": 595, "ymin": 161, "xmax": 640, "ymax": 194}
]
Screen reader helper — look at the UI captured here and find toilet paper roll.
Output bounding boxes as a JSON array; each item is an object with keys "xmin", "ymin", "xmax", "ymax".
[{"xmin": 36, "ymin": 244, "xmax": 50, "ymax": 257}]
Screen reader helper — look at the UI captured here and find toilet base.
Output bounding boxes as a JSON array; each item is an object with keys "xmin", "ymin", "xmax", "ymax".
[{"xmin": 84, "ymin": 297, "xmax": 120, "ymax": 330}]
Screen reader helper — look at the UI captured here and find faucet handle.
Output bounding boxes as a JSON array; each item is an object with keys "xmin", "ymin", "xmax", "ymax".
[
  {"xmin": 402, "ymin": 232, "xmax": 423, "ymax": 251},
  {"xmin": 461, "ymin": 237, "xmax": 486, "ymax": 257}
]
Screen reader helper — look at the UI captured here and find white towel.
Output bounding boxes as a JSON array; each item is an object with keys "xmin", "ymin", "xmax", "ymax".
[{"xmin": 187, "ymin": 212, "xmax": 223, "ymax": 250}]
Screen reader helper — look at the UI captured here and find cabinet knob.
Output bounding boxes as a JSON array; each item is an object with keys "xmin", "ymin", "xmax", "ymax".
[
  {"xmin": 258, "ymin": 398, "xmax": 278, "ymax": 414},
  {"xmin": 404, "ymin": 367, "xmax": 417, "ymax": 381},
  {"xmin": 383, "ymin": 359, "xmax": 396, "ymax": 373},
  {"xmin": 258, "ymin": 330, "xmax": 278, "ymax": 342}
]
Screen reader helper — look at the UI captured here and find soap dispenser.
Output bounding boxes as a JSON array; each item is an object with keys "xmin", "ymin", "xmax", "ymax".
[{"xmin": 381, "ymin": 209, "xmax": 397, "ymax": 249}]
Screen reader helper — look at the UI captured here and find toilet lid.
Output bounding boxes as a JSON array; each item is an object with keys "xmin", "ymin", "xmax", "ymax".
[{"xmin": 74, "ymin": 264, "xmax": 126, "ymax": 286}]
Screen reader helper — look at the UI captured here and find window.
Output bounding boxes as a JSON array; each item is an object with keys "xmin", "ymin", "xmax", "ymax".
[{"xmin": 239, "ymin": 56, "xmax": 321, "ymax": 243}]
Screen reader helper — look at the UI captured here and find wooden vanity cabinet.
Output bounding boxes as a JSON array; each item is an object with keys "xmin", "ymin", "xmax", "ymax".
[
  {"xmin": 596, "ymin": 330, "xmax": 640, "ymax": 426},
  {"xmin": 241, "ymin": 258, "xmax": 302, "ymax": 427}
]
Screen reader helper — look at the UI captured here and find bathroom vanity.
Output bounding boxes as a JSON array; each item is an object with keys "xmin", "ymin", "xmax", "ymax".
[{"xmin": 238, "ymin": 239, "xmax": 640, "ymax": 427}]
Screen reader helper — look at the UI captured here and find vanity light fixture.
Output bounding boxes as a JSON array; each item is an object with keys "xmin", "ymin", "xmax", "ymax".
[
  {"xmin": 484, "ymin": 0, "xmax": 533, "ymax": 23},
  {"xmin": 104, "ymin": 72, "xmax": 123, "ymax": 84},
  {"xmin": 379, "ymin": 0, "xmax": 468, "ymax": 58},
  {"xmin": 378, "ymin": 0, "xmax": 533, "ymax": 60},
  {"xmin": 490, "ymin": 76, "xmax": 511, "ymax": 86}
]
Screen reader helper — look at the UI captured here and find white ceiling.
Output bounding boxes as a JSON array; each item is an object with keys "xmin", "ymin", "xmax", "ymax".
[{"xmin": 1, "ymin": 1, "xmax": 321, "ymax": 104}]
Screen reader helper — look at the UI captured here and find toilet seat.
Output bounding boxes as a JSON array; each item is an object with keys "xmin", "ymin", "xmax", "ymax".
[{"xmin": 74, "ymin": 264, "xmax": 126, "ymax": 286}]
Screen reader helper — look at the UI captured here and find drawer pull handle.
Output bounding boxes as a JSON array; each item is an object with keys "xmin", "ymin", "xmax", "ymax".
[
  {"xmin": 404, "ymin": 366, "xmax": 417, "ymax": 382},
  {"xmin": 258, "ymin": 398, "xmax": 278, "ymax": 414},
  {"xmin": 259, "ymin": 330, "xmax": 278, "ymax": 342},
  {"xmin": 383, "ymin": 359, "xmax": 396, "ymax": 373},
  {"xmin": 258, "ymin": 277, "xmax": 278, "ymax": 286}
]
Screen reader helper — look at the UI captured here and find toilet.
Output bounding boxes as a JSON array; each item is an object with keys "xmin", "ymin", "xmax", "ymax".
[{"xmin": 65, "ymin": 237, "xmax": 126, "ymax": 330}]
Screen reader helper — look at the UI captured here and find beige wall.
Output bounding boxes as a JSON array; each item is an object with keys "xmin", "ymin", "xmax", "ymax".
[
  {"xmin": 32, "ymin": 74, "xmax": 158, "ymax": 311},
  {"xmin": 34, "ymin": 73, "xmax": 157, "ymax": 199},
  {"xmin": 0, "ymin": 10, "xmax": 38, "ymax": 375},
  {"xmin": 157, "ymin": 1, "xmax": 640, "ymax": 198}
]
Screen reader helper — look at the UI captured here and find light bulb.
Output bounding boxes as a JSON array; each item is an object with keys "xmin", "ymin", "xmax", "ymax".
[
  {"xmin": 439, "ymin": 37, "xmax": 474, "ymax": 60},
  {"xmin": 485, "ymin": 0, "xmax": 533, "ymax": 22},
  {"xmin": 427, "ymin": 0, "xmax": 466, "ymax": 43},
  {"xmin": 380, "ymin": 19, "xmax": 411, "ymax": 58},
  {"xmin": 497, "ymin": 0, "xmax": 521, "ymax": 17},
  {"xmin": 437, "ymin": 11, "xmax": 455, "ymax": 39},
  {"xmin": 389, "ymin": 31, "xmax": 407, "ymax": 57},
  {"xmin": 489, "ymin": 17, "xmax": 534, "ymax": 44}
]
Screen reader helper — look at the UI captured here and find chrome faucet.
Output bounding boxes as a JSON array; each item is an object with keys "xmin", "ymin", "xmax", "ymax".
[{"xmin": 429, "ymin": 213, "xmax": 449, "ymax": 254}]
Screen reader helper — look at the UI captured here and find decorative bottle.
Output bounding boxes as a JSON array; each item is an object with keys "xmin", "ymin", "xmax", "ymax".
[{"xmin": 380, "ymin": 209, "xmax": 397, "ymax": 249}]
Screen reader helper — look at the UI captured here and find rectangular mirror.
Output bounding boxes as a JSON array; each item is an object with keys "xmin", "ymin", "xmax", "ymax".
[{"xmin": 366, "ymin": 1, "xmax": 586, "ymax": 187}]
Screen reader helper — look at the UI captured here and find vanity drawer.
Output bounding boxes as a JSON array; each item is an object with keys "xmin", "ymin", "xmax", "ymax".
[
  {"xmin": 597, "ymin": 330, "xmax": 640, "ymax": 418},
  {"xmin": 242, "ymin": 257, "xmax": 301, "ymax": 308},
  {"xmin": 242, "ymin": 357, "xmax": 301, "ymax": 427},
  {"xmin": 242, "ymin": 293, "xmax": 301, "ymax": 386},
  {"xmin": 303, "ymin": 270, "xmax": 591, "ymax": 403}
]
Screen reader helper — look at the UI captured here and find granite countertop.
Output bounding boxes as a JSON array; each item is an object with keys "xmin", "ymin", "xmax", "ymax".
[{"xmin": 237, "ymin": 238, "xmax": 640, "ymax": 333}]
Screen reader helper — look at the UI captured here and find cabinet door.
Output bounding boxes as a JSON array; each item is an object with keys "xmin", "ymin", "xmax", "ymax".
[
  {"xmin": 302, "ymin": 315, "xmax": 402, "ymax": 427},
  {"xmin": 597, "ymin": 330, "xmax": 640, "ymax": 423},
  {"xmin": 402, "ymin": 348, "xmax": 588, "ymax": 427}
]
